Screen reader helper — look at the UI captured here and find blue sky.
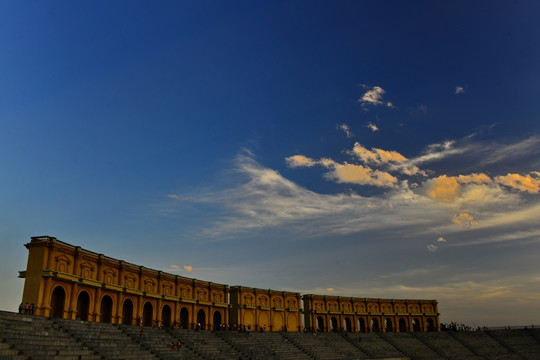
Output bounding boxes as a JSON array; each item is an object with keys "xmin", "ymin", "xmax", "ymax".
[{"xmin": 1, "ymin": 1, "xmax": 540, "ymax": 327}]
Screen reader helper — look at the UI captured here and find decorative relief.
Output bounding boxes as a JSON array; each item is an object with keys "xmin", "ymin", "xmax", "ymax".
[
  {"xmin": 103, "ymin": 269, "xmax": 116, "ymax": 284},
  {"xmin": 124, "ymin": 274, "xmax": 136, "ymax": 288},
  {"xmin": 213, "ymin": 292, "xmax": 223, "ymax": 302},
  {"xmin": 315, "ymin": 302, "xmax": 323, "ymax": 311},
  {"xmin": 341, "ymin": 303, "xmax": 352, "ymax": 311},
  {"xmin": 258, "ymin": 296, "xmax": 268, "ymax": 306},
  {"xmin": 272, "ymin": 298, "xmax": 282, "ymax": 308},
  {"xmin": 287, "ymin": 299, "xmax": 297, "ymax": 308},
  {"xmin": 381, "ymin": 304, "xmax": 393, "ymax": 312},
  {"xmin": 244, "ymin": 295, "xmax": 253, "ymax": 305},
  {"xmin": 80, "ymin": 262, "xmax": 94, "ymax": 279},
  {"xmin": 197, "ymin": 289, "xmax": 207, "ymax": 301},
  {"xmin": 179, "ymin": 286, "xmax": 191, "ymax": 298},
  {"xmin": 162, "ymin": 282, "xmax": 173, "ymax": 295},
  {"xmin": 55, "ymin": 254, "xmax": 71, "ymax": 273},
  {"xmin": 368, "ymin": 304, "xmax": 379, "ymax": 312},
  {"xmin": 144, "ymin": 279, "xmax": 155, "ymax": 292}
]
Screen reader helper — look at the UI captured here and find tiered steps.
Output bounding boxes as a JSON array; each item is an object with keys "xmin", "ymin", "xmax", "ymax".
[
  {"xmin": 346, "ymin": 332, "xmax": 405, "ymax": 359},
  {"xmin": 381, "ymin": 332, "xmax": 447, "ymax": 360},
  {"xmin": 0, "ymin": 311, "xmax": 101, "ymax": 360},
  {"xmin": 487, "ymin": 329, "xmax": 540, "ymax": 360},
  {"xmin": 413, "ymin": 332, "xmax": 483, "ymax": 360},
  {"xmin": 221, "ymin": 331, "xmax": 311, "ymax": 360},
  {"xmin": 55, "ymin": 318, "xmax": 158, "ymax": 360},
  {"xmin": 173, "ymin": 328, "xmax": 244, "ymax": 360},
  {"xmin": 284, "ymin": 331, "xmax": 368, "ymax": 359},
  {"xmin": 451, "ymin": 331, "xmax": 521, "ymax": 360},
  {"xmin": 121, "ymin": 324, "xmax": 202, "ymax": 359}
]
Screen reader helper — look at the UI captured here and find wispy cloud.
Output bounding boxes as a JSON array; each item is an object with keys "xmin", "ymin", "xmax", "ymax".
[
  {"xmin": 359, "ymin": 85, "xmax": 394, "ymax": 109},
  {"xmin": 455, "ymin": 86, "xmax": 465, "ymax": 94},
  {"xmin": 338, "ymin": 123, "xmax": 354, "ymax": 138},
  {"xmin": 366, "ymin": 122, "xmax": 379, "ymax": 132}
]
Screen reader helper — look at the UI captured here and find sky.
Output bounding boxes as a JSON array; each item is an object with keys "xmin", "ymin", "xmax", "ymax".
[{"xmin": 1, "ymin": 1, "xmax": 539, "ymax": 327}]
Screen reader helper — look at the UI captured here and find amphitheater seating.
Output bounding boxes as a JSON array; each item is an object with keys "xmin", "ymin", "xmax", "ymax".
[{"xmin": 2, "ymin": 311, "xmax": 540, "ymax": 360}]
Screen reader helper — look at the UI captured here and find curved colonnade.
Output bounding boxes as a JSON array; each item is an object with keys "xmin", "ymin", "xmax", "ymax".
[{"xmin": 19, "ymin": 236, "xmax": 440, "ymax": 332}]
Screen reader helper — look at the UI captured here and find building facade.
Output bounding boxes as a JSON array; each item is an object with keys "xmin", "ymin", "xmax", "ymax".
[
  {"xmin": 230, "ymin": 286, "xmax": 302, "ymax": 331},
  {"xmin": 19, "ymin": 236, "xmax": 440, "ymax": 332}
]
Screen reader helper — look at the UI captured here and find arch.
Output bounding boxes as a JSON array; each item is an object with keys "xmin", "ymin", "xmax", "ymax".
[
  {"xmin": 317, "ymin": 316, "xmax": 324, "ymax": 332},
  {"xmin": 273, "ymin": 312, "xmax": 283, "ymax": 331},
  {"xmin": 344, "ymin": 317, "xmax": 352, "ymax": 332},
  {"xmin": 180, "ymin": 307, "xmax": 189, "ymax": 329},
  {"xmin": 122, "ymin": 299, "xmax": 134, "ymax": 325},
  {"xmin": 426, "ymin": 318, "xmax": 435, "ymax": 332},
  {"xmin": 143, "ymin": 302, "xmax": 153, "ymax": 327},
  {"xmin": 259, "ymin": 312, "xmax": 269, "ymax": 330},
  {"xmin": 196, "ymin": 309, "xmax": 206, "ymax": 329},
  {"xmin": 243, "ymin": 310, "xmax": 254, "ymax": 329},
  {"xmin": 385, "ymin": 318, "xmax": 393, "ymax": 332},
  {"xmin": 287, "ymin": 313, "xmax": 298, "ymax": 332},
  {"xmin": 371, "ymin": 318, "xmax": 379, "ymax": 332},
  {"xmin": 76, "ymin": 291, "xmax": 90, "ymax": 321},
  {"xmin": 50, "ymin": 286, "xmax": 66, "ymax": 318},
  {"xmin": 161, "ymin": 304, "xmax": 172, "ymax": 328},
  {"xmin": 100, "ymin": 295, "xmax": 113, "ymax": 323},
  {"xmin": 412, "ymin": 318, "xmax": 421, "ymax": 332},
  {"xmin": 358, "ymin": 318, "xmax": 366, "ymax": 333},
  {"xmin": 213, "ymin": 311, "xmax": 222, "ymax": 330},
  {"xmin": 330, "ymin": 317, "xmax": 338, "ymax": 331},
  {"xmin": 399, "ymin": 318, "xmax": 407, "ymax": 332}
]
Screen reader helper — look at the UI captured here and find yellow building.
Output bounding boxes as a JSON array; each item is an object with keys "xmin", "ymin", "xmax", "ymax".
[
  {"xmin": 19, "ymin": 236, "xmax": 440, "ymax": 332},
  {"xmin": 229, "ymin": 286, "xmax": 302, "ymax": 331},
  {"xmin": 19, "ymin": 236, "xmax": 229, "ymax": 329},
  {"xmin": 303, "ymin": 294, "xmax": 440, "ymax": 332}
]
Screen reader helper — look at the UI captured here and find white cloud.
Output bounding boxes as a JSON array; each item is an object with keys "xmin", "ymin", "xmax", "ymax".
[
  {"xmin": 359, "ymin": 85, "xmax": 394, "ymax": 109},
  {"xmin": 455, "ymin": 86, "xmax": 465, "ymax": 94},
  {"xmin": 338, "ymin": 124, "xmax": 353, "ymax": 138},
  {"xmin": 366, "ymin": 122, "xmax": 379, "ymax": 132}
]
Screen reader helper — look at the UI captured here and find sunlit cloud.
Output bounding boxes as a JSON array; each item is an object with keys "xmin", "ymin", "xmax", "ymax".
[
  {"xmin": 285, "ymin": 155, "xmax": 318, "ymax": 168},
  {"xmin": 323, "ymin": 162, "xmax": 398, "ymax": 188},
  {"xmin": 338, "ymin": 123, "xmax": 354, "ymax": 138},
  {"xmin": 184, "ymin": 265, "xmax": 193, "ymax": 272},
  {"xmin": 168, "ymin": 194, "xmax": 189, "ymax": 201},
  {"xmin": 422, "ymin": 175, "xmax": 461, "ymax": 203},
  {"xmin": 455, "ymin": 86, "xmax": 465, "ymax": 94},
  {"xmin": 170, "ymin": 265, "xmax": 180, "ymax": 269},
  {"xmin": 359, "ymin": 85, "xmax": 394, "ymax": 109},
  {"xmin": 326, "ymin": 288, "xmax": 335, "ymax": 292},
  {"xmin": 366, "ymin": 122, "xmax": 379, "ymax": 132},
  {"xmin": 495, "ymin": 173, "xmax": 540, "ymax": 193},
  {"xmin": 452, "ymin": 213, "xmax": 478, "ymax": 228},
  {"xmin": 427, "ymin": 244, "xmax": 438, "ymax": 252},
  {"xmin": 437, "ymin": 237, "xmax": 447, "ymax": 243}
]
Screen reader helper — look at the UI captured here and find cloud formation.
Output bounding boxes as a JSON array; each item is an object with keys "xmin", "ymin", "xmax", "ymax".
[
  {"xmin": 338, "ymin": 124, "xmax": 354, "ymax": 138},
  {"xmin": 455, "ymin": 86, "xmax": 465, "ymax": 94},
  {"xmin": 359, "ymin": 85, "xmax": 394, "ymax": 109},
  {"xmin": 366, "ymin": 122, "xmax": 379, "ymax": 132}
]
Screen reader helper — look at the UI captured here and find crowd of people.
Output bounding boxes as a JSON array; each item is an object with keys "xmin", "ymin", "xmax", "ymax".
[{"xmin": 18, "ymin": 302, "xmax": 35, "ymax": 315}]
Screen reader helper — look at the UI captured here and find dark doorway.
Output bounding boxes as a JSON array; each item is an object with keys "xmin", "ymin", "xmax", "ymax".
[
  {"xmin": 76, "ymin": 291, "xmax": 90, "ymax": 321},
  {"xmin": 196, "ymin": 309, "xmax": 206, "ymax": 329},
  {"xmin": 122, "ymin": 299, "xmax": 133, "ymax": 325},
  {"xmin": 427, "ymin": 318, "xmax": 435, "ymax": 331},
  {"xmin": 344, "ymin": 317, "xmax": 352, "ymax": 332},
  {"xmin": 330, "ymin": 317, "xmax": 338, "ymax": 331},
  {"xmin": 213, "ymin": 311, "xmax": 222, "ymax": 330},
  {"xmin": 358, "ymin": 318, "xmax": 366, "ymax": 332},
  {"xmin": 412, "ymin": 318, "xmax": 421, "ymax": 332},
  {"xmin": 100, "ymin": 295, "xmax": 113, "ymax": 323},
  {"xmin": 317, "ymin": 316, "xmax": 324, "ymax": 332},
  {"xmin": 161, "ymin": 305, "xmax": 171, "ymax": 328},
  {"xmin": 180, "ymin": 307, "xmax": 189, "ymax": 329},
  {"xmin": 399, "ymin": 318, "xmax": 407, "ymax": 332},
  {"xmin": 143, "ymin": 302, "xmax": 153, "ymax": 327},
  {"xmin": 50, "ymin": 286, "xmax": 66, "ymax": 318},
  {"xmin": 385, "ymin": 318, "xmax": 393, "ymax": 332},
  {"xmin": 371, "ymin": 318, "xmax": 379, "ymax": 332}
]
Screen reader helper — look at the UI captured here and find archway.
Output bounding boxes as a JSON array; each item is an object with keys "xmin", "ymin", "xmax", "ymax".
[
  {"xmin": 196, "ymin": 309, "xmax": 206, "ymax": 329},
  {"xmin": 100, "ymin": 295, "xmax": 113, "ymax": 323},
  {"xmin": 317, "ymin": 316, "xmax": 324, "ymax": 332},
  {"xmin": 358, "ymin": 318, "xmax": 366, "ymax": 333},
  {"xmin": 287, "ymin": 313, "xmax": 298, "ymax": 332},
  {"xmin": 161, "ymin": 305, "xmax": 171, "ymax": 328},
  {"xmin": 180, "ymin": 307, "xmax": 189, "ymax": 329},
  {"xmin": 122, "ymin": 299, "xmax": 133, "ymax": 325},
  {"xmin": 273, "ymin": 312, "xmax": 283, "ymax": 331},
  {"xmin": 371, "ymin": 318, "xmax": 379, "ymax": 332},
  {"xmin": 213, "ymin": 311, "xmax": 222, "ymax": 330},
  {"xmin": 50, "ymin": 286, "xmax": 66, "ymax": 318},
  {"xmin": 399, "ymin": 318, "xmax": 407, "ymax": 332},
  {"xmin": 143, "ymin": 302, "xmax": 153, "ymax": 327},
  {"xmin": 426, "ymin": 318, "xmax": 435, "ymax": 332},
  {"xmin": 344, "ymin": 317, "xmax": 352, "ymax": 332},
  {"xmin": 76, "ymin": 291, "xmax": 90, "ymax": 321},
  {"xmin": 412, "ymin": 318, "xmax": 421, "ymax": 332},
  {"xmin": 330, "ymin": 317, "xmax": 338, "ymax": 331},
  {"xmin": 385, "ymin": 318, "xmax": 393, "ymax": 332}
]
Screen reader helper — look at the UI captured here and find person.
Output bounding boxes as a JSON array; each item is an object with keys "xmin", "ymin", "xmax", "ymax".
[
  {"xmin": 18, "ymin": 303, "xmax": 23, "ymax": 314},
  {"xmin": 139, "ymin": 329, "xmax": 143, "ymax": 337},
  {"xmin": 24, "ymin": 303, "xmax": 29, "ymax": 314},
  {"xmin": 29, "ymin": 303, "xmax": 34, "ymax": 315},
  {"xmin": 175, "ymin": 342, "xmax": 181, "ymax": 350}
]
